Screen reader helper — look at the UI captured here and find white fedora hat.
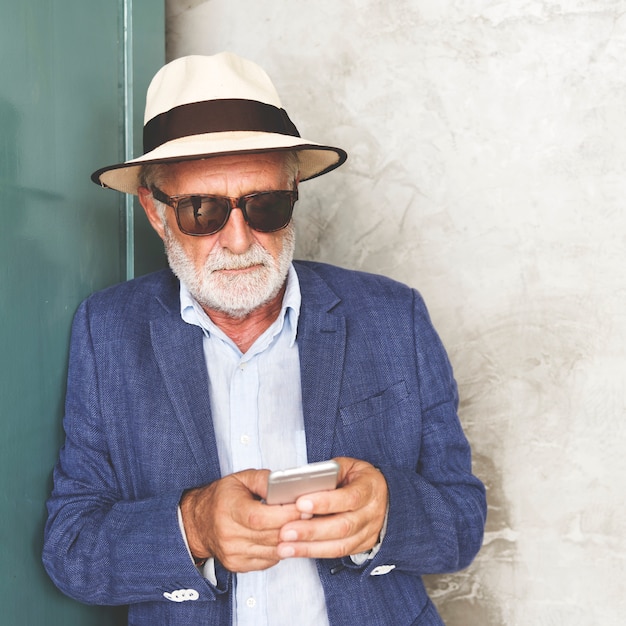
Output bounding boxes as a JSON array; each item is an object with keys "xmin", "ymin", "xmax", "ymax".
[{"xmin": 91, "ymin": 52, "xmax": 347, "ymax": 195}]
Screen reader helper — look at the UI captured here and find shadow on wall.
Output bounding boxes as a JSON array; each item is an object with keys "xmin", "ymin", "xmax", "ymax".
[{"xmin": 424, "ymin": 452, "xmax": 510, "ymax": 626}]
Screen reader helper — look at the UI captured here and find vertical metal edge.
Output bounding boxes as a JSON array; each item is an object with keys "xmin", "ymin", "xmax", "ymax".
[{"xmin": 120, "ymin": 0, "xmax": 135, "ymax": 280}]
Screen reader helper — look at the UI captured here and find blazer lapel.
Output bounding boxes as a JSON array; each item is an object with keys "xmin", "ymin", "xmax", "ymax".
[
  {"xmin": 295, "ymin": 264, "xmax": 346, "ymax": 464},
  {"xmin": 150, "ymin": 310, "xmax": 222, "ymax": 483}
]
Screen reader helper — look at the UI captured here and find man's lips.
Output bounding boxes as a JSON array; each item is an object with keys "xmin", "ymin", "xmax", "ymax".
[{"xmin": 213, "ymin": 263, "xmax": 264, "ymax": 274}]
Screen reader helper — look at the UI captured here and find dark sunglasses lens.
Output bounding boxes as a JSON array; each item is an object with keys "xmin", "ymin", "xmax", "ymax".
[
  {"xmin": 243, "ymin": 192, "xmax": 294, "ymax": 232},
  {"xmin": 177, "ymin": 196, "xmax": 229, "ymax": 235}
]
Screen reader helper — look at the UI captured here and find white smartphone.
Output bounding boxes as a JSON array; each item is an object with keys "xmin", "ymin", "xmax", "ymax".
[{"xmin": 266, "ymin": 460, "xmax": 340, "ymax": 505}]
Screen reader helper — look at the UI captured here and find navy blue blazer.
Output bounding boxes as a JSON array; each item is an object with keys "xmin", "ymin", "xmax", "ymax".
[{"xmin": 43, "ymin": 261, "xmax": 486, "ymax": 625}]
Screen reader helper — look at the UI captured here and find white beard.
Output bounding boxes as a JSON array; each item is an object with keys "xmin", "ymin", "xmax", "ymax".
[{"xmin": 163, "ymin": 224, "xmax": 295, "ymax": 319}]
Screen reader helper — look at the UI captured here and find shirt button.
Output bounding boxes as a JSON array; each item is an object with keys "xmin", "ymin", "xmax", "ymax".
[
  {"xmin": 240, "ymin": 434, "xmax": 250, "ymax": 445},
  {"xmin": 246, "ymin": 596, "xmax": 256, "ymax": 608}
]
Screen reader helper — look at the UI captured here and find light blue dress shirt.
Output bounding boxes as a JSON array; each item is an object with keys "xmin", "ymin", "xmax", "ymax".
[{"xmin": 179, "ymin": 265, "xmax": 330, "ymax": 626}]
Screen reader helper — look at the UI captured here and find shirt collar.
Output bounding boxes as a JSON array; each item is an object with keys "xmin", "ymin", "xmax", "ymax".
[{"xmin": 179, "ymin": 264, "xmax": 301, "ymax": 349}]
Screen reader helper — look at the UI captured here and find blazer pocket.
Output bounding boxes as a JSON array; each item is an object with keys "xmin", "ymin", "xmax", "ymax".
[{"xmin": 339, "ymin": 380, "xmax": 409, "ymax": 425}]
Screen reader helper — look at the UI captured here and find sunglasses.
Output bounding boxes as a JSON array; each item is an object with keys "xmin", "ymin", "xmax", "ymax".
[{"xmin": 151, "ymin": 186, "xmax": 298, "ymax": 236}]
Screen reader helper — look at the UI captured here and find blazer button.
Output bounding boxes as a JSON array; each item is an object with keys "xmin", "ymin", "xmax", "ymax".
[
  {"xmin": 370, "ymin": 565, "xmax": 396, "ymax": 576},
  {"xmin": 164, "ymin": 588, "xmax": 200, "ymax": 602}
]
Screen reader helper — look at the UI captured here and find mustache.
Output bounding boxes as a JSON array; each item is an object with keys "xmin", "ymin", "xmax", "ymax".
[{"xmin": 204, "ymin": 244, "xmax": 273, "ymax": 272}]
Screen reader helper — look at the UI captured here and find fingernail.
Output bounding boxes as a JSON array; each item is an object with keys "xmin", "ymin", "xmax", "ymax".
[
  {"xmin": 278, "ymin": 545, "xmax": 295, "ymax": 558},
  {"xmin": 282, "ymin": 529, "xmax": 298, "ymax": 541},
  {"xmin": 298, "ymin": 499, "xmax": 313, "ymax": 512}
]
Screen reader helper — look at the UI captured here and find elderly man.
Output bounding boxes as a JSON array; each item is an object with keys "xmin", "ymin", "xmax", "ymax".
[{"xmin": 43, "ymin": 53, "xmax": 486, "ymax": 625}]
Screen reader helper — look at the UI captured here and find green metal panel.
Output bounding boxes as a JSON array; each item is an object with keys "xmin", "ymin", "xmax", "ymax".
[
  {"xmin": 132, "ymin": 2, "xmax": 169, "ymax": 277},
  {"xmin": 0, "ymin": 1, "xmax": 164, "ymax": 623}
]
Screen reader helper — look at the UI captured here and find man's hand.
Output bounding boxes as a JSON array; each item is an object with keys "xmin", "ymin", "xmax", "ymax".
[
  {"xmin": 180, "ymin": 469, "xmax": 302, "ymax": 573},
  {"xmin": 276, "ymin": 457, "xmax": 388, "ymax": 560}
]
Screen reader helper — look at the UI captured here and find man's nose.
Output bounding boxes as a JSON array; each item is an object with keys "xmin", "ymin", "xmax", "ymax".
[{"xmin": 216, "ymin": 205, "xmax": 255, "ymax": 253}]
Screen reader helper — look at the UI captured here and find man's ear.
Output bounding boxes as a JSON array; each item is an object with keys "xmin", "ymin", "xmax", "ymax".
[{"xmin": 138, "ymin": 186, "xmax": 166, "ymax": 241}]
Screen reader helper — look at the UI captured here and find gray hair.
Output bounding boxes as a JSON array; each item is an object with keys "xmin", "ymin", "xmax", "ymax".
[
  {"xmin": 138, "ymin": 162, "xmax": 170, "ymax": 191},
  {"xmin": 281, "ymin": 150, "xmax": 300, "ymax": 183}
]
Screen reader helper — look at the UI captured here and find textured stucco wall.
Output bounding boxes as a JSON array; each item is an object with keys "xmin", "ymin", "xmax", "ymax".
[{"xmin": 166, "ymin": 1, "xmax": 626, "ymax": 624}]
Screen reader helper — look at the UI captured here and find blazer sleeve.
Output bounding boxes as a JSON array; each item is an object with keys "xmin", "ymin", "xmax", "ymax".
[
  {"xmin": 42, "ymin": 300, "xmax": 227, "ymax": 606},
  {"xmin": 348, "ymin": 289, "xmax": 486, "ymax": 578}
]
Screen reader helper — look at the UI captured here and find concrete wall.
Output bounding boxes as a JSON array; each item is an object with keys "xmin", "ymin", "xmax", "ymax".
[{"xmin": 166, "ymin": 1, "xmax": 626, "ymax": 624}]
